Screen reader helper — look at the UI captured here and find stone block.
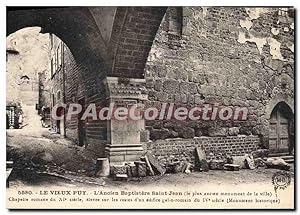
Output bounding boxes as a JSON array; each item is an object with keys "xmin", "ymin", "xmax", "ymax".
[
  {"xmin": 245, "ymin": 156, "xmax": 255, "ymax": 169},
  {"xmin": 209, "ymin": 160, "xmax": 224, "ymax": 170},
  {"xmin": 195, "ymin": 129, "xmax": 203, "ymax": 137},
  {"xmin": 146, "ymin": 77, "xmax": 154, "ymax": 88},
  {"xmin": 129, "ymin": 164, "xmax": 138, "ymax": 177},
  {"xmin": 228, "ymin": 127, "xmax": 239, "ymax": 136},
  {"xmin": 111, "ymin": 165, "xmax": 127, "ymax": 175},
  {"xmin": 174, "ymin": 94, "xmax": 182, "ymax": 103},
  {"xmin": 224, "ymin": 164, "xmax": 240, "ymax": 171},
  {"xmin": 187, "ymin": 93, "xmax": 195, "ymax": 104},
  {"xmin": 232, "ymin": 156, "xmax": 247, "ymax": 169},
  {"xmin": 251, "ymin": 149, "xmax": 269, "ymax": 158},
  {"xmin": 134, "ymin": 161, "xmax": 147, "ymax": 177},
  {"xmin": 145, "ymin": 152, "xmax": 166, "ymax": 175},
  {"xmin": 125, "ymin": 163, "xmax": 137, "ymax": 178},
  {"xmin": 208, "ymin": 127, "xmax": 228, "ymax": 137},
  {"xmin": 175, "ymin": 127, "xmax": 195, "ymax": 139},
  {"xmin": 113, "ymin": 174, "xmax": 128, "ymax": 181},
  {"xmin": 150, "ymin": 128, "xmax": 170, "ymax": 140},
  {"xmin": 156, "ymin": 92, "xmax": 168, "ymax": 102},
  {"xmin": 240, "ymin": 126, "xmax": 252, "ymax": 135},
  {"xmin": 179, "ymin": 82, "xmax": 190, "ymax": 93},
  {"xmin": 154, "ymin": 80, "xmax": 163, "ymax": 91},
  {"xmin": 140, "ymin": 130, "xmax": 150, "ymax": 142},
  {"xmin": 194, "ymin": 95, "xmax": 204, "ymax": 105},
  {"xmin": 181, "ymin": 94, "xmax": 187, "ymax": 103},
  {"xmin": 163, "ymin": 80, "xmax": 179, "ymax": 93},
  {"xmin": 157, "ymin": 67, "xmax": 167, "ymax": 78}
]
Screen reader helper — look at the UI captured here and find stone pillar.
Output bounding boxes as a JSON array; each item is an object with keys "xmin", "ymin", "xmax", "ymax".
[{"xmin": 104, "ymin": 77, "xmax": 148, "ymax": 164}]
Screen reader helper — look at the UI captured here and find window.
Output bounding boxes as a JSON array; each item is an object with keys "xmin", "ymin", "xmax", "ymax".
[
  {"xmin": 54, "ymin": 52, "xmax": 57, "ymax": 71},
  {"xmin": 167, "ymin": 7, "xmax": 184, "ymax": 48},
  {"xmin": 168, "ymin": 7, "xmax": 183, "ymax": 37},
  {"xmin": 50, "ymin": 34, "xmax": 54, "ymax": 49},
  {"xmin": 57, "ymin": 91, "xmax": 61, "ymax": 101},
  {"xmin": 20, "ymin": 75, "xmax": 30, "ymax": 80},
  {"xmin": 50, "ymin": 59, "xmax": 53, "ymax": 77},
  {"xmin": 57, "ymin": 43, "xmax": 62, "ymax": 68},
  {"xmin": 50, "ymin": 36, "xmax": 64, "ymax": 78},
  {"xmin": 52, "ymin": 93, "xmax": 55, "ymax": 106}
]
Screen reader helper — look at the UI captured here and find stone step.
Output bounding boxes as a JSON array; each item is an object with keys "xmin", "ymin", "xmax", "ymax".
[
  {"xmin": 268, "ymin": 154, "xmax": 294, "ymax": 164},
  {"xmin": 285, "ymin": 159, "xmax": 294, "ymax": 164},
  {"xmin": 268, "ymin": 152, "xmax": 290, "ymax": 157},
  {"xmin": 268, "ymin": 155, "xmax": 294, "ymax": 160}
]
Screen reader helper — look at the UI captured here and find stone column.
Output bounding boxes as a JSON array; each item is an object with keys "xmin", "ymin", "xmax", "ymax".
[{"xmin": 104, "ymin": 77, "xmax": 148, "ymax": 164}]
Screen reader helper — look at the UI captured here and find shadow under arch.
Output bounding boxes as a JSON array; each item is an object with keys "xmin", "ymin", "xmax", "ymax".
[
  {"xmin": 7, "ymin": 7, "xmax": 108, "ymax": 69},
  {"xmin": 265, "ymin": 97, "xmax": 294, "ymax": 120}
]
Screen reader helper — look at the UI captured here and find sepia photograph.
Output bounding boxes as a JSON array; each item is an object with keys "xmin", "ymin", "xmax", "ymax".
[{"xmin": 5, "ymin": 5, "xmax": 295, "ymax": 209}]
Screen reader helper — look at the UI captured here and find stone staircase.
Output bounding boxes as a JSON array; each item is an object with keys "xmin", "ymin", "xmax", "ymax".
[{"xmin": 268, "ymin": 152, "xmax": 294, "ymax": 164}]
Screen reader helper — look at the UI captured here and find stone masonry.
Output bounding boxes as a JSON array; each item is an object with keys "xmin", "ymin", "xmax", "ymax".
[
  {"xmin": 148, "ymin": 136, "xmax": 259, "ymax": 165},
  {"xmin": 20, "ymin": 7, "xmax": 294, "ymax": 165},
  {"xmin": 145, "ymin": 7, "xmax": 294, "ymax": 160}
]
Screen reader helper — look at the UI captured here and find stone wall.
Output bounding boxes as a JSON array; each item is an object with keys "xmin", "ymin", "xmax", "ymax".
[
  {"xmin": 45, "ymin": 35, "xmax": 107, "ymax": 154},
  {"xmin": 145, "ymin": 7, "xmax": 294, "ymax": 148},
  {"xmin": 6, "ymin": 52, "xmax": 21, "ymax": 104},
  {"xmin": 148, "ymin": 135, "xmax": 259, "ymax": 166},
  {"xmin": 63, "ymin": 46, "xmax": 84, "ymax": 142},
  {"xmin": 6, "ymin": 27, "xmax": 49, "ymax": 105},
  {"xmin": 63, "ymin": 45, "xmax": 107, "ymax": 151}
]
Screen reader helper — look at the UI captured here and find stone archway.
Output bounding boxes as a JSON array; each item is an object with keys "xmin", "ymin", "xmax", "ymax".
[
  {"xmin": 7, "ymin": 6, "xmax": 168, "ymax": 164},
  {"xmin": 7, "ymin": 7, "xmax": 168, "ymax": 79},
  {"xmin": 269, "ymin": 101, "xmax": 294, "ymax": 154},
  {"xmin": 7, "ymin": 7, "xmax": 108, "ymax": 65},
  {"xmin": 108, "ymin": 7, "xmax": 167, "ymax": 78}
]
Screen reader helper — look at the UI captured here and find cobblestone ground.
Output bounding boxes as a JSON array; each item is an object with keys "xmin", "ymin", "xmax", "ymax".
[
  {"xmin": 7, "ymin": 124, "xmax": 294, "ymax": 190},
  {"xmin": 9, "ymin": 165, "xmax": 294, "ymax": 191},
  {"xmin": 7, "ymin": 105, "xmax": 105, "ymax": 187}
]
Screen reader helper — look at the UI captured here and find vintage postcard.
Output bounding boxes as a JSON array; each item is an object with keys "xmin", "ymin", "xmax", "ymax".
[{"xmin": 6, "ymin": 6, "xmax": 295, "ymax": 209}]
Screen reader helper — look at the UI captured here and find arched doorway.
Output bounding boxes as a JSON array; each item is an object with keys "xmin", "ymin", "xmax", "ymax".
[{"xmin": 269, "ymin": 102, "xmax": 294, "ymax": 154}]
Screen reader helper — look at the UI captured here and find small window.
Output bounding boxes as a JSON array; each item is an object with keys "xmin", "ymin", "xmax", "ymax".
[
  {"xmin": 57, "ymin": 91, "xmax": 61, "ymax": 101},
  {"xmin": 168, "ymin": 7, "xmax": 183, "ymax": 37},
  {"xmin": 57, "ymin": 43, "xmax": 62, "ymax": 68},
  {"xmin": 50, "ymin": 59, "xmax": 53, "ymax": 77},
  {"xmin": 20, "ymin": 75, "xmax": 30, "ymax": 80},
  {"xmin": 50, "ymin": 34, "xmax": 53, "ymax": 49},
  {"xmin": 52, "ymin": 94, "xmax": 55, "ymax": 106},
  {"xmin": 54, "ymin": 52, "xmax": 57, "ymax": 71},
  {"xmin": 167, "ymin": 7, "xmax": 184, "ymax": 49}
]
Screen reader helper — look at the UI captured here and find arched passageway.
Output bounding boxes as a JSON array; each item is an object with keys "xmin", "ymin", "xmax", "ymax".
[
  {"xmin": 7, "ymin": 7, "xmax": 168, "ymax": 164},
  {"xmin": 7, "ymin": 7, "xmax": 167, "ymax": 78}
]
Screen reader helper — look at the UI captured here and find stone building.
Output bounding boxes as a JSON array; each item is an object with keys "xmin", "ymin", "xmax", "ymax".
[
  {"xmin": 14, "ymin": 7, "xmax": 294, "ymax": 165},
  {"xmin": 6, "ymin": 46, "xmax": 21, "ymax": 104},
  {"xmin": 144, "ymin": 7, "xmax": 294, "ymax": 163},
  {"xmin": 6, "ymin": 29, "xmax": 48, "ymax": 129},
  {"xmin": 42, "ymin": 33, "xmax": 107, "ymax": 152},
  {"xmin": 6, "ymin": 28, "xmax": 49, "ymax": 106}
]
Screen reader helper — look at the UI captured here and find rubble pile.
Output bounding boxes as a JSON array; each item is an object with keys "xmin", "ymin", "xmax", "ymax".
[
  {"xmin": 107, "ymin": 148, "xmax": 292, "ymax": 180},
  {"xmin": 109, "ymin": 152, "xmax": 167, "ymax": 181}
]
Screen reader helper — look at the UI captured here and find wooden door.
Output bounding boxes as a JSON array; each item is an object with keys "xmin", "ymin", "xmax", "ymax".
[{"xmin": 269, "ymin": 107, "xmax": 290, "ymax": 153}]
